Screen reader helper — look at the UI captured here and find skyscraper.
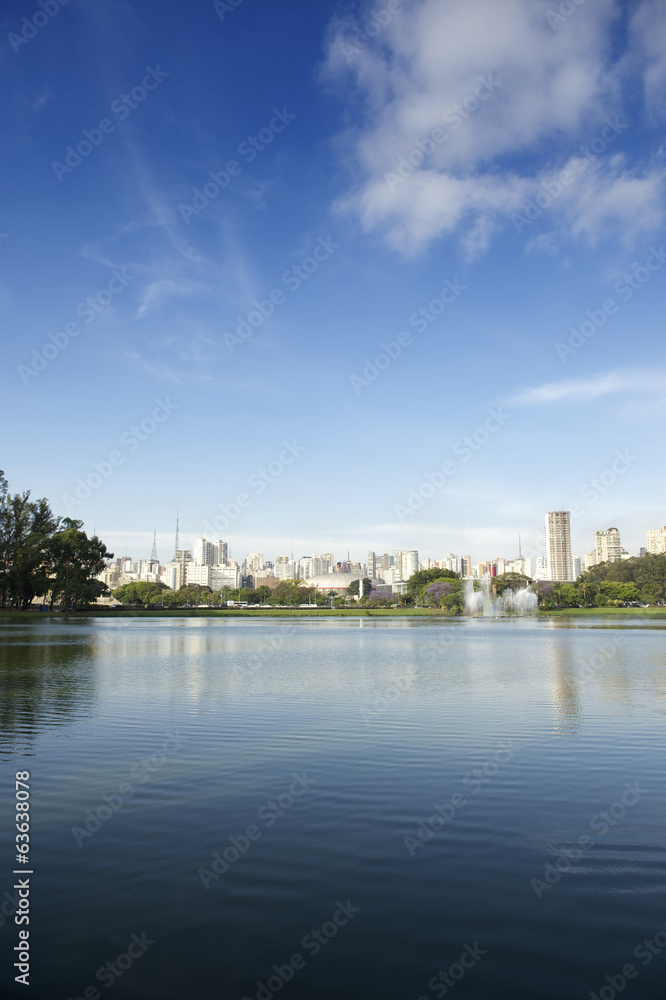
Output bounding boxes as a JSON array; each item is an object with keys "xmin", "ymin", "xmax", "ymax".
[
  {"xmin": 595, "ymin": 527, "xmax": 622, "ymax": 564},
  {"xmin": 646, "ymin": 526, "xmax": 666, "ymax": 555},
  {"xmin": 393, "ymin": 549, "xmax": 419, "ymax": 581},
  {"xmin": 545, "ymin": 511, "xmax": 573, "ymax": 581},
  {"xmin": 194, "ymin": 538, "xmax": 216, "ymax": 566}
]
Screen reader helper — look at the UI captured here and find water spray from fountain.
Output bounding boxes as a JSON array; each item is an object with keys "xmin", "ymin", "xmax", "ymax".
[{"xmin": 464, "ymin": 574, "xmax": 538, "ymax": 616}]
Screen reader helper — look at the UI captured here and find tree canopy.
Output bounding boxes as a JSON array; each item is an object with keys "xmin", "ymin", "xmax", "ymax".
[{"xmin": 0, "ymin": 472, "xmax": 113, "ymax": 610}]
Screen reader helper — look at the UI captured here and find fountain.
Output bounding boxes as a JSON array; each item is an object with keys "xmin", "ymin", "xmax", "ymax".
[{"xmin": 464, "ymin": 575, "xmax": 538, "ymax": 617}]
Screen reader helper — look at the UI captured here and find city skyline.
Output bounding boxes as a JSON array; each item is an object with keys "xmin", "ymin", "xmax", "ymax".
[
  {"xmin": 104, "ymin": 513, "xmax": 662, "ymax": 587},
  {"xmin": 95, "ymin": 510, "xmax": 661, "ymax": 570}
]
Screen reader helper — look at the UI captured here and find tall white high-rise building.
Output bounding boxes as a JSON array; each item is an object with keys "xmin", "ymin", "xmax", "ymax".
[
  {"xmin": 646, "ymin": 526, "xmax": 666, "ymax": 555},
  {"xmin": 534, "ymin": 556, "xmax": 548, "ymax": 581},
  {"xmin": 298, "ymin": 556, "xmax": 313, "ymax": 580},
  {"xmin": 275, "ymin": 556, "xmax": 293, "ymax": 580},
  {"xmin": 595, "ymin": 527, "xmax": 622, "ymax": 564},
  {"xmin": 394, "ymin": 549, "xmax": 419, "ymax": 581},
  {"xmin": 246, "ymin": 553, "xmax": 264, "ymax": 573},
  {"xmin": 441, "ymin": 553, "xmax": 459, "ymax": 574},
  {"xmin": 545, "ymin": 511, "xmax": 573, "ymax": 581},
  {"xmin": 194, "ymin": 538, "xmax": 216, "ymax": 566}
]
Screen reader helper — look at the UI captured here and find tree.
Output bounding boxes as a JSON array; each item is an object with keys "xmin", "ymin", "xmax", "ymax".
[
  {"xmin": 0, "ymin": 472, "xmax": 61, "ymax": 609},
  {"xmin": 112, "ymin": 581, "xmax": 169, "ymax": 605},
  {"xmin": 46, "ymin": 519, "xmax": 113, "ymax": 608},
  {"xmin": 272, "ymin": 579, "xmax": 314, "ymax": 606},
  {"xmin": 493, "ymin": 573, "xmax": 531, "ymax": 596},
  {"xmin": 405, "ymin": 568, "xmax": 458, "ymax": 597},
  {"xmin": 423, "ymin": 581, "xmax": 453, "ymax": 607},
  {"xmin": 347, "ymin": 578, "xmax": 372, "ymax": 598}
]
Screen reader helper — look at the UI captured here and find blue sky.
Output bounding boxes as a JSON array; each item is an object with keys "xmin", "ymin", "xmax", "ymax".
[{"xmin": 1, "ymin": 0, "xmax": 664, "ymax": 565}]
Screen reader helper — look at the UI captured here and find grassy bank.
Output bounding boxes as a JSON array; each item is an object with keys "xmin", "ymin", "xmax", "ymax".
[
  {"xmin": 543, "ymin": 606, "xmax": 666, "ymax": 618},
  {"xmin": 2, "ymin": 607, "xmax": 664, "ymax": 620},
  {"xmin": 0, "ymin": 606, "xmax": 445, "ymax": 619}
]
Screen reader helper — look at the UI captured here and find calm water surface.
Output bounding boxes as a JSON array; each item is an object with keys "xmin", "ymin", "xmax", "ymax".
[{"xmin": 1, "ymin": 616, "xmax": 665, "ymax": 1000}]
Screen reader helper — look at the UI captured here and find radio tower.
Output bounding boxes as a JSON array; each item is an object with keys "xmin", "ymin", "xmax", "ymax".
[
  {"xmin": 173, "ymin": 510, "xmax": 180, "ymax": 560},
  {"xmin": 150, "ymin": 529, "xmax": 159, "ymax": 564}
]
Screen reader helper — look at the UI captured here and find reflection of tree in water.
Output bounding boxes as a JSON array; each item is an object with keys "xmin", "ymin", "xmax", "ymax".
[{"xmin": 0, "ymin": 624, "xmax": 97, "ymax": 757}]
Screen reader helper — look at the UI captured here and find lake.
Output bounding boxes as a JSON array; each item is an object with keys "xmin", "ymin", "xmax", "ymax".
[{"xmin": 1, "ymin": 616, "xmax": 665, "ymax": 1000}]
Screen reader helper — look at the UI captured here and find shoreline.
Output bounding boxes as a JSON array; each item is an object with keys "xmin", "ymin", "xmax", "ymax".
[{"xmin": 1, "ymin": 607, "xmax": 665, "ymax": 620}]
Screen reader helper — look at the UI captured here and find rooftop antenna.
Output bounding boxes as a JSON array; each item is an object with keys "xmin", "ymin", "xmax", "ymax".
[
  {"xmin": 173, "ymin": 509, "xmax": 179, "ymax": 560},
  {"xmin": 150, "ymin": 529, "xmax": 159, "ymax": 563},
  {"xmin": 518, "ymin": 534, "xmax": 522, "ymax": 559}
]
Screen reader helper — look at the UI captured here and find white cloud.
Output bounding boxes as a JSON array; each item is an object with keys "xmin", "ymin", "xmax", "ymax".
[
  {"xmin": 510, "ymin": 368, "xmax": 666, "ymax": 406},
  {"xmin": 324, "ymin": 0, "xmax": 665, "ymax": 255},
  {"xmin": 628, "ymin": 0, "xmax": 666, "ymax": 120}
]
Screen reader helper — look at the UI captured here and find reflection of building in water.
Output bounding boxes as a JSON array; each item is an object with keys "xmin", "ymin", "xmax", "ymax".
[{"xmin": 545, "ymin": 637, "xmax": 581, "ymax": 734}]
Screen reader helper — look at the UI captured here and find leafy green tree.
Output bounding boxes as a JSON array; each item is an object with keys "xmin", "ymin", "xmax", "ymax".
[
  {"xmin": 641, "ymin": 582, "xmax": 664, "ymax": 605},
  {"xmin": 347, "ymin": 578, "xmax": 372, "ymax": 598},
  {"xmin": 440, "ymin": 590, "xmax": 465, "ymax": 615},
  {"xmin": 272, "ymin": 580, "xmax": 315, "ymax": 606},
  {"xmin": 405, "ymin": 568, "xmax": 458, "ymax": 598},
  {"xmin": 46, "ymin": 519, "xmax": 113, "ymax": 608},
  {"xmin": 112, "ymin": 581, "xmax": 169, "ymax": 605},
  {"xmin": 0, "ymin": 472, "xmax": 61, "ymax": 609},
  {"xmin": 493, "ymin": 573, "xmax": 531, "ymax": 596}
]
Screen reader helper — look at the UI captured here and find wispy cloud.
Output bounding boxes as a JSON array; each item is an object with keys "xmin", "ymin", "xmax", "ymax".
[{"xmin": 510, "ymin": 368, "xmax": 666, "ymax": 406}]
